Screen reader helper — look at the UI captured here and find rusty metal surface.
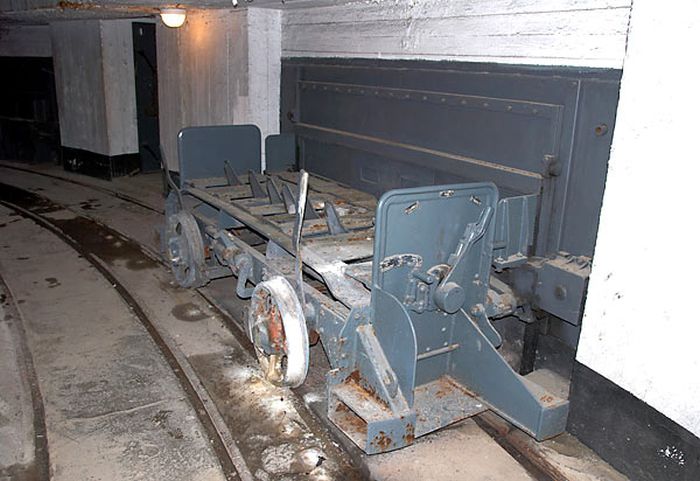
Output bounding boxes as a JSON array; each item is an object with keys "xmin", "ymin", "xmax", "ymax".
[
  {"xmin": 184, "ymin": 171, "xmax": 375, "ymax": 309},
  {"xmin": 174, "ymin": 155, "xmax": 570, "ymax": 454},
  {"xmin": 413, "ymin": 376, "xmax": 488, "ymax": 437}
]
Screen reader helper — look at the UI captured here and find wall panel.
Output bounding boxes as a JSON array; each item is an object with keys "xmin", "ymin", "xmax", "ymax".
[
  {"xmin": 157, "ymin": 8, "xmax": 281, "ymax": 171},
  {"xmin": 283, "ymin": 0, "xmax": 632, "ymax": 68},
  {"xmin": 50, "ymin": 20, "xmax": 109, "ymax": 154},
  {"xmin": 0, "ymin": 25, "xmax": 52, "ymax": 57},
  {"xmin": 282, "ymin": 59, "xmax": 621, "ymax": 258},
  {"xmin": 101, "ymin": 19, "xmax": 138, "ymax": 156},
  {"xmin": 50, "ymin": 19, "xmax": 137, "ymax": 156}
]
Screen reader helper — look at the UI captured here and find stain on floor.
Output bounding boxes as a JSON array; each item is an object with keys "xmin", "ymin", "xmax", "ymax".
[{"xmin": 171, "ymin": 302, "xmax": 210, "ymax": 322}]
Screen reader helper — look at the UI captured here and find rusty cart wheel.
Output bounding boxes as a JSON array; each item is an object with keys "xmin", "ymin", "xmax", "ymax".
[
  {"xmin": 247, "ymin": 276, "xmax": 309, "ymax": 388},
  {"xmin": 165, "ymin": 211, "xmax": 207, "ymax": 288}
]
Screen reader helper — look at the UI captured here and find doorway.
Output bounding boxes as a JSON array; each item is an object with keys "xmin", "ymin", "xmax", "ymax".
[
  {"xmin": 132, "ymin": 22, "xmax": 161, "ymax": 173},
  {"xmin": 0, "ymin": 57, "xmax": 60, "ymax": 164}
]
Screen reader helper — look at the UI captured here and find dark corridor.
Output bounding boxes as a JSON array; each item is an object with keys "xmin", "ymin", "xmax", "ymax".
[
  {"xmin": 132, "ymin": 22, "xmax": 161, "ymax": 173},
  {"xmin": 0, "ymin": 57, "xmax": 60, "ymax": 164}
]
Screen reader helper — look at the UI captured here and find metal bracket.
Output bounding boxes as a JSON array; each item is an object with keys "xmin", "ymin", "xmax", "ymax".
[
  {"xmin": 492, "ymin": 194, "xmax": 537, "ymax": 270},
  {"xmin": 510, "ymin": 253, "xmax": 591, "ymax": 325},
  {"xmin": 324, "ymin": 202, "xmax": 347, "ymax": 235},
  {"xmin": 248, "ymin": 170, "xmax": 267, "ymax": 199},
  {"xmin": 266, "ymin": 176, "xmax": 284, "ymax": 204},
  {"xmin": 224, "ymin": 160, "xmax": 241, "ymax": 186}
]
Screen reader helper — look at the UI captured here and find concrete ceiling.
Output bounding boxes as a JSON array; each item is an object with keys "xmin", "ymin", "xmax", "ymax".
[{"xmin": 0, "ymin": 0, "xmax": 357, "ymax": 24}]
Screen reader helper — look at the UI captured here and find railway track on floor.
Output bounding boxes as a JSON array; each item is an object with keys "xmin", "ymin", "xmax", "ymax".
[
  {"xmin": 0, "ymin": 276, "xmax": 50, "ymax": 481},
  {"xmin": 0, "ymin": 166, "xmax": 586, "ymax": 481},
  {"xmin": 0, "ymin": 185, "xmax": 244, "ymax": 481},
  {"xmin": 0, "ymin": 162, "xmax": 164, "ymax": 216},
  {"xmin": 0, "ymin": 176, "xmax": 367, "ymax": 481}
]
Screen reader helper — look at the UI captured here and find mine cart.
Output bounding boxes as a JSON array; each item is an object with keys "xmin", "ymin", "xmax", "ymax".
[{"xmin": 164, "ymin": 125, "xmax": 587, "ymax": 454}]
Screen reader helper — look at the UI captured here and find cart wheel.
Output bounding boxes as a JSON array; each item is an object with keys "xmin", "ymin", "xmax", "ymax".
[
  {"xmin": 247, "ymin": 276, "xmax": 309, "ymax": 388},
  {"xmin": 165, "ymin": 211, "xmax": 207, "ymax": 288}
]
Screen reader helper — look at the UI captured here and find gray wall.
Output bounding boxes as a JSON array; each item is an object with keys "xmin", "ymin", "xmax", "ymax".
[
  {"xmin": 0, "ymin": 25, "xmax": 52, "ymax": 57},
  {"xmin": 282, "ymin": 0, "xmax": 632, "ymax": 69},
  {"xmin": 282, "ymin": 59, "xmax": 621, "ymax": 259},
  {"xmin": 50, "ymin": 19, "xmax": 138, "ymax": 156},
  {"xmin": 101, "ymin": 20, "xmax": 139, "ymax": 156},
  {"xmin": 157, "ymin": 8, "xmax": 281, "ymax": 171}
]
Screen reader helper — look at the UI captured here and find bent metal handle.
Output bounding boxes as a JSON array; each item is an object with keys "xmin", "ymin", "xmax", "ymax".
[{"xmin": 292, "ymin": 170, "xmax": 309, "ymax": 306}]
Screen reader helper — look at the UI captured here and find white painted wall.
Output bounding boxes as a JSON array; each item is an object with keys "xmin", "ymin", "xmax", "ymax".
[
  {"xmin": 248, "ymin": 7, "xmax": 282, "ymax": 170},
  {"xmin": 283, "ymin": 0, "xmax": 700, "ymax": 437},
  {"xmin": 578, "ymin": 0, "xmax": 700, "ymax": 437},
  {"xmin": 51, "ymin": 20, "xmax": 109, "ymax": 154},
  {"xmin": 157, "ymin": 8, "xmax": 281, "ymax": 171},
  {"xmin": 283, "ymin": 0, "xmax": 632, "ymax": 68},
  {"xmin": 154, "ymin": 16, "xmax": 182, "ymax": 171},
  {"xmin": 101, "ymin": 19, "xmax": 139, "ymax": 156},
  {"xmin": 50, "ymin": 19, "xmax": 138, "ymax": 156},
  {"xmin": 0, "ymin": 25, "xmax": 52, "ymax": 57}
]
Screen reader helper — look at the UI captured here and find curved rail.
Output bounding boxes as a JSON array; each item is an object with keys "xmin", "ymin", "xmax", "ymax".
[
  {"xmin": 0, "ymin": 168, "xmax": 561, "ymax": 481},
  {"xmin": 0, "ymin": 163, "xmax": 163, "ymax": 215},
  {"xmin": 0, "ymin": 276, "xmax": 50, "ymax": 481},
  {"xmin": 0, "ymin": 194, "xmax": 244, "ymax": 481}
]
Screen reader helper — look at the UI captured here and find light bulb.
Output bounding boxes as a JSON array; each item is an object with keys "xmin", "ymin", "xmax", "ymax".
[{"xmin": 160, "ymin": 8, "xmax": 186, "ymax": 28}]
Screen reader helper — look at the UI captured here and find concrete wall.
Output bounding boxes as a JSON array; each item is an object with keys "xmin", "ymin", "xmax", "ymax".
[
  {"xmin": 50, "ymin": 19, "xmax": 138, "ymax": 156},
  {"xmin": 282, "ymin": 0, "xmax": 632, "ymax": 68},
  {"xmin": 248, "ymin": 7, "xmax": 282, "ymax": 166},
  {"xmin": 101, "ymin": 20, "xmax": 139, "ymax": 156},
  {"xmin": 281, "ymin": 0, "xmax": 700, "ymax": 438},
  {"xmin": 51, "ymin": 20, "xmax": 109, "ymax": 154},
  {"xmin": 0, "ymin": 25, "xmax": 52, "ymax": 57},
  {"xmin": 578, "ymin": 0, "xmax": 700, "ymax": 437},
  {"xmin": 157, "ymin": 8, "xmax": 281, "ymax": 171}
]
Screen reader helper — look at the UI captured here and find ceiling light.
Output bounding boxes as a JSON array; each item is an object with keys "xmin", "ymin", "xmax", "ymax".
[{"xmin": 160, "ymin": 8, "xmax": 186, "ymax": 28}]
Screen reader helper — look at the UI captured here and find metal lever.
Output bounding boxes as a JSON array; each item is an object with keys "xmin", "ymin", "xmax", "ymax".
[
  {"xmin": 446, "ymin": 206, "xmax": 493, "ymax": 268},
  {"xmin": 282, "ymin": 180, "xmax": 320, "ymax": 219},
  {"xmin": 437, "ymin": 206, "xmax": 502, "ymax": 347},
  {"xmin": 292, "ymin": 170, "xmax": 309, "ymax": 306},
  {"xmin": 435, "ymin": 206, "xmax": 493, "ymax": 314},
  {"xmin": 159, "ymin": 145, "xmax": 183, "ymax": 208}
]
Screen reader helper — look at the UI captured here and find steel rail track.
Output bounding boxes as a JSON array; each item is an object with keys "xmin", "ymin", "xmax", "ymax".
[
  {"xmin": 0, "ymin": 192, "xmax": 246, "ymax": 481},
  {"xmin": 0, "ymin": 163, "xmax": 164, "ymax": 215},
  {"xmin": 0, "ymin": 276, "xmax": 51, "ymax": 481},
  {"xmin": 0, "ymin": 169, "xmax": 561, "ymax": 481}
]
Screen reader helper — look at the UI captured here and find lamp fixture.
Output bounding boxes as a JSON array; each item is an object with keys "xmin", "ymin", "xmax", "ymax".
[{"xmin": 160, "ymin": 8, "xmax": 186, "ymax": 28}]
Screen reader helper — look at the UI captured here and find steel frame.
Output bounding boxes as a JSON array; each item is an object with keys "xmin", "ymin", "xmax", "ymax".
[{"xmin": 165, "ymin": 163, "xmax": 571, "ymax": 454}]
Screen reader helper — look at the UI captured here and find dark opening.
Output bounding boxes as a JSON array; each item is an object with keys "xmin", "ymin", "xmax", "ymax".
[
  {"xmin": 0, "ymin": 56, "xmax": 60, "ymax": 164},
  {"xmin": 132, "ymin": 22, "xmax": 161, "ymax": 173}
]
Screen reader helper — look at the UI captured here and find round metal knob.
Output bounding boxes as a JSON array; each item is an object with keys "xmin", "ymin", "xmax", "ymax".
[{"xmin": 434, "ymin": 282, "xmax": 465, "ymax": 314}]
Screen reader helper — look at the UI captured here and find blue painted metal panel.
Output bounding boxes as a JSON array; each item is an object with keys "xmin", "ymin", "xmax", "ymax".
[
  {"xmin": 281, "ymin": 59, "xmax": 621, "ymax": 258},
  {"xmin": 177, "ymin": 124, "xmax": 261, "ymax": 184},
  {"xmin": 265, "ymin": 133, "xmax": 296, "ymax": 172}
]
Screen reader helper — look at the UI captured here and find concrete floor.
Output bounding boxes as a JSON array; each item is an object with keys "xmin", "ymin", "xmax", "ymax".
[
  {"xmin": 0, "ymin": 162, "xmax": 628, "ymax": 481},
  {"xmin": 0, "ymin": 207, "xmax": 227, "ymax": 481}
]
